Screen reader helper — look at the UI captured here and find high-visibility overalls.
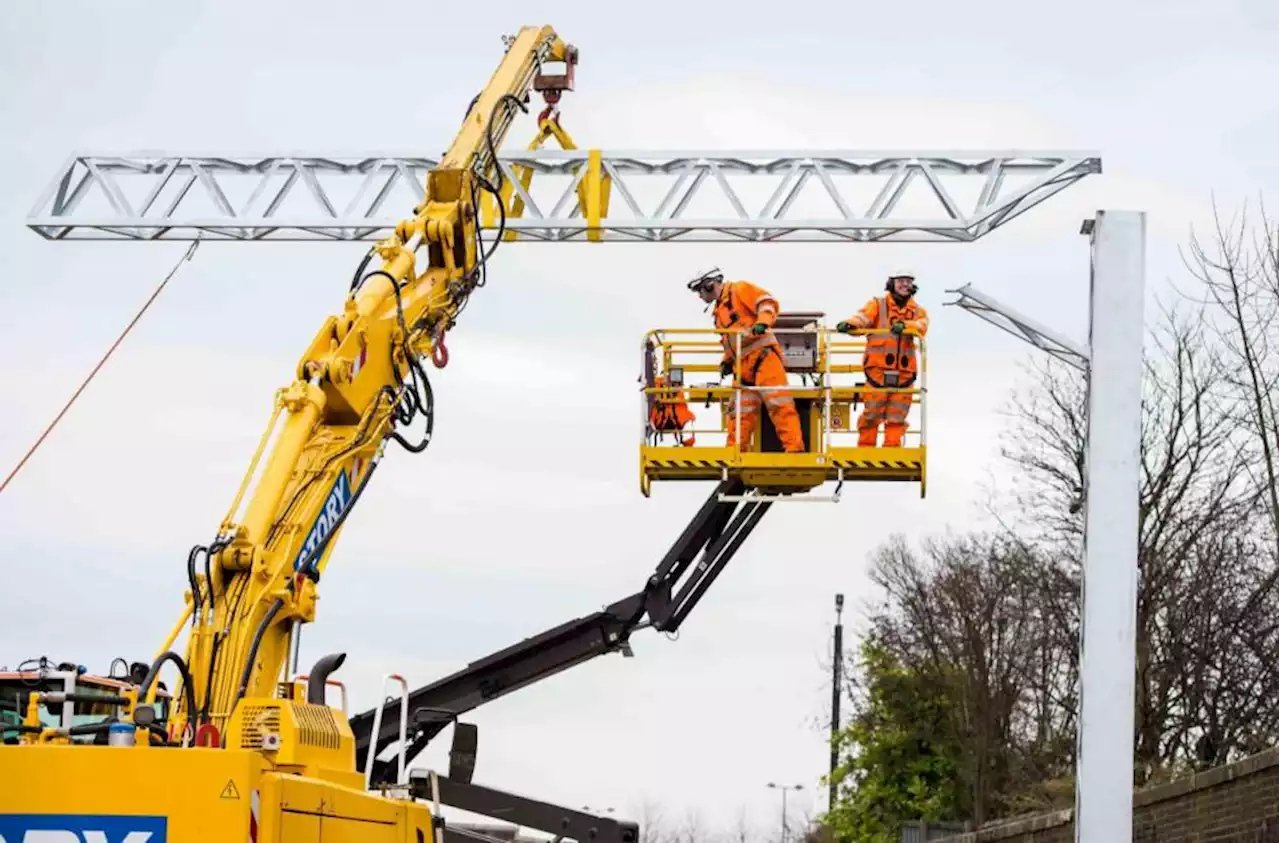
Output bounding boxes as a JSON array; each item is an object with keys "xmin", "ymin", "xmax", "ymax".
[
  {"xmin": 843, "ymin": 294, "xmax": 929, "ymax": 447},
  {"xmin": 714, "ymin": 281, "xmax": 805, "ymax": 453}
]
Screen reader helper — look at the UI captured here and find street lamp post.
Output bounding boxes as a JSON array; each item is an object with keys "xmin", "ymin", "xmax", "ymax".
[
  {"xmin": 829, "ymin": 593, "xmax": 844, "ymax": 812},
  {"xmin": 767, "ymin": 783, "xmax": 804, "ymax": 843}
]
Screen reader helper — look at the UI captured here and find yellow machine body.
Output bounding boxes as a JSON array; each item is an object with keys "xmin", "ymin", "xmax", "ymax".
[
  {"xmin": 5, "ymin": 745, "xmax": 432, "ymax": 842},
  {"xmin": 2, "ymin": 680, "xmax": 433, "ymax": 841},
  {"xmin": 639, "ymin": 314, "xmax": 928, "ymax": 498}
]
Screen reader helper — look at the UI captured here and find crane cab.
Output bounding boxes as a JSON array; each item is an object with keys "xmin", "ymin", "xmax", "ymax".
[
  {"xmin": 0, "ymin": 666, "xmax": 172, "ymax": 746},
  {"xmin": 639, "ymin": 313, "xmax": 927, "ymax": 500}
]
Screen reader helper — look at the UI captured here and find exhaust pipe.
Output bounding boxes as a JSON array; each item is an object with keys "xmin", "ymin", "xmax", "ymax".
[{"xmin": 307, "ymin": 653, "xmax": 347, "ymax": 705}]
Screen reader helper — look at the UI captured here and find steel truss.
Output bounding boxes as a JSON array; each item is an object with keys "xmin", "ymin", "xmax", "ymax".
[{"xmin": 27, "ymin": 151, "xmax": 1100, "ymax": 243}]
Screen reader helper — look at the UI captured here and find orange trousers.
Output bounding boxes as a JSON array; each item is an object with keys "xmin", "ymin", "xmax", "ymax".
[
  {"xmin": 727, "ymin": 348, "xmax": 805, "ymax": 452},
  {"xmin": 856, "ymin": 384, "xmax": 913, "ymax": 447}
]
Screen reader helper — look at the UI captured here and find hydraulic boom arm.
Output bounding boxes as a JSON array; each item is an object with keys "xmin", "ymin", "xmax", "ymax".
[
  {"xmin": 164, "ymin": 27, "xmax": 579, "ymax": 740},
  {"xmin": 351, "ymin": 477, "xmax": 770, "ymax": 785}
]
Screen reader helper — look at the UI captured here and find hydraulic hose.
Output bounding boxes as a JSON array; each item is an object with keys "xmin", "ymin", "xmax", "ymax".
[
  {"xmin": 234, "ymin": 597, "xmax": 284, "ymax": 705},
  {"xmin": 138, "ymin": 650, "xmax": 197, "ymax": 729}
]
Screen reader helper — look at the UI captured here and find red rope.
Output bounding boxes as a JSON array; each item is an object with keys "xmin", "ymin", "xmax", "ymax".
[{"xmin": 0, "ymin": 239, "xmax": 201, "ymax": 496}]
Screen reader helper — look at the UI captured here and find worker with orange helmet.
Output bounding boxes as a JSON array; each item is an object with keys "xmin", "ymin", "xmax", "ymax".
[
  {"xmin": 687, "ymin": 268, "xmax": 806, "ymax": 453},
  {"xmin": 836, "ymin": 270, "xmax": 929, "ymax": 448}
]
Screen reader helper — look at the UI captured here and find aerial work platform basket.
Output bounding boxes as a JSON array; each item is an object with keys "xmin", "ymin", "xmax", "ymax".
[{"xmin": 640, "ymin": 313, "xmax": 927, "ymax": 501}]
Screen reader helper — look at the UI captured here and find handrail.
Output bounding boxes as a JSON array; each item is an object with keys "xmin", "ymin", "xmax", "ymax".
[
  {"xmin": 642, "ymin": 323, "xmax": 928, "ymax": 452},
  {"xmin": 364, "ymin": 673, "xmax": 410, "ymax": 788},
  {"xmin": 292, "ymin": 673, "xmax": 349, "ymax": 715}
]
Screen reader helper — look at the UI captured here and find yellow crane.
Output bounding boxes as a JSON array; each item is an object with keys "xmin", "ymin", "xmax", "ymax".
[
  {"xmin": 2, "ymin": 25, "xmax": 586, "ymax": 842},
  {"xmin": 2, "ymin": 23, "xmax": 1101, "ymax": 843}
]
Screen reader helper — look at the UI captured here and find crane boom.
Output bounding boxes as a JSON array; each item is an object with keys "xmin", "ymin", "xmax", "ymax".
[{"xmin": 173, "ymin": 25, "xmax": 579, "ymax": 740}]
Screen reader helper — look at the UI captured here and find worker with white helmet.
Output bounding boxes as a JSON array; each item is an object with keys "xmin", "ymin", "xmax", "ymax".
[
  {"xmin": 835, "ymin": 271, "xmax": 929, "ymax": 448},
  {"xmin": 686, "ymin": 268, "xmax": 806, "ymax": 453}
]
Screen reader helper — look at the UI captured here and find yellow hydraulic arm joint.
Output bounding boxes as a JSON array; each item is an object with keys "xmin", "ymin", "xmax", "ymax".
[{"xmin": 166, "ymin": 26, "xmax": 579, "ymax": 743}]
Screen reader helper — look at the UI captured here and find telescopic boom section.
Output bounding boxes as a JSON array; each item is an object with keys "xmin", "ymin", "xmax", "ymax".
[{"xmin": 169, "ymin": 26, "xmax": 578, "ymax": 739}]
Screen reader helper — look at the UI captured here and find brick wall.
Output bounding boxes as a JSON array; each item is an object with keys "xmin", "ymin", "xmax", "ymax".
[{"xmin": 933, "ymin": 746, "xmax": 1278, "ymax": 843}]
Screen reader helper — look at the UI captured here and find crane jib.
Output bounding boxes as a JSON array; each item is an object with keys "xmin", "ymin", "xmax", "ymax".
[{"xmin": 293, "ymin": 468, "xmax": 354, "ymax": 572}]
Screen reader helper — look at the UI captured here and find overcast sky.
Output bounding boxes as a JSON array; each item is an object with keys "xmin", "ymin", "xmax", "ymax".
[{"xmin": 1, "ymin": 0, "xmax": 1276, "ymax": 835}]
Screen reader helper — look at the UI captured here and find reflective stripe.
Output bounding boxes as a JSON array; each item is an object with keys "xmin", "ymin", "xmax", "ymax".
[
  {"xmin": 863, "ymin": 295, "xmax": 919, "ymax": 378},
  {"xmin": 884, "ymin": 403, "xmax": 910, "ymax": 423},
  {"xmin": 741, "ymin": 334, "xmax": 778, "ymax": 356},
  {"xmin": 764, "ymin": 393, "xmax": 795, "ymax": 408},
  {"xmin": 722, "ymin": 331, "xmax": 779, "ymax": 359}
]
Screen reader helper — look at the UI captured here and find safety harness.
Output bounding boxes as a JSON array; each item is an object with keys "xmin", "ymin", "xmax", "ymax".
[
  {"xmin": 648, "ymin": 375, "xmax": 696, "ymax": 446},
  {"xmin": 863, "ymin": 294, "xmax": 920, "ymax": 390}
]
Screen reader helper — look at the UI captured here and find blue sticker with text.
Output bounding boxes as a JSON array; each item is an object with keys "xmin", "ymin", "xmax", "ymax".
[
  {"xmin": 0, "ymin": 813, "xmax": 168, "ymax": 842},
  {"xmin": 293, "ymin": 468, "xmax": 354, "ymax": 572}
]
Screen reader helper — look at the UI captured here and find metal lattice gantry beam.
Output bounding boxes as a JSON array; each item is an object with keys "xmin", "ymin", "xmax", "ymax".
[{"xmin": 26, "ymin": 150, "xmax": 1101, "ymax": 243}]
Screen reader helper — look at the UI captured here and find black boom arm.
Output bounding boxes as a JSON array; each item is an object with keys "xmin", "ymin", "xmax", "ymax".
[{"xmin": 350, "ymin": 477, "xmax": 769, "ymax": 785}]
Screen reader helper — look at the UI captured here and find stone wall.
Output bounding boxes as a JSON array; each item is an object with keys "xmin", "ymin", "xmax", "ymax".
[{"xmin": 933, "ymin": 746, "xmax": 1278, "ymax": 843}]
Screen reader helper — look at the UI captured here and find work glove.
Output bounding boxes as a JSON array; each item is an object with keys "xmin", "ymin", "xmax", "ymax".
[
  {"xmin": 750, "ymin": 323, "xmax": 768, "ymax": 335},
  {"xmin": 719, "ymin": 360, "xmax": 734, "ymax": 378},
  {"xmin": 836, "ymin": 321, "xmax": 854, "ymax": 334},
  {"xmin": 891, "ymin": 320, "xmax": 906, "ymax": 335}
]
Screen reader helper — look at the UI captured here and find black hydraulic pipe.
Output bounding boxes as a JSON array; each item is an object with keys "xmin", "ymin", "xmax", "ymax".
[
  {"xmin": 139, "ymin": 650, "xmax": 197, "ymax": 728},
  {"xmin": 234, "ymin": 598, "xmax": 284, "ymax": 704}
]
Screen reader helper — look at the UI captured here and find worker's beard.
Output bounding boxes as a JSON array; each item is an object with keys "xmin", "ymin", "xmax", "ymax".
[{"xmin": 890, "ymin": 291, "xmax": 911, "ymax": 307}]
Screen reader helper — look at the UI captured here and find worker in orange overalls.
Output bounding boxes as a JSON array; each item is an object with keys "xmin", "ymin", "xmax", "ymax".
[
  {"xmin": 836, "ymin": 271, "xmax": 929, "ymax": 448},
  {"xmin": 686, "ymin": 268, "xmax": 806, "ymax": 453}
]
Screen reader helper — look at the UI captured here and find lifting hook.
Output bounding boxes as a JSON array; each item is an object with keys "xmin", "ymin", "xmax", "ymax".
[{"xmin": 431, "ymin": 330, "xmax": 450, "ymax": 369}]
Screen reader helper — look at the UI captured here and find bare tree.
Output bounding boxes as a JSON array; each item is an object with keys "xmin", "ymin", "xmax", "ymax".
[
  {"xmin": 830, "ymin": 196, "xmax": 1278, "ymax": 830},
  {"xmin": 1001, "ymin": 298, "xmax": 1277, "ymax": 779},
  {"xmin": 729, "ymin": 806, "xmax": 756, "ymax": 843},
  {"xmin": 633, "ymin": 799, "xmax": 672, "ymax": 843},
  {"xmin": 1181, "ymin": 197, "xmax": 1280, "ymax": 539},
  {"xmin": 672, "ymin": 808, "xmax": 708, "ymax": 843}
]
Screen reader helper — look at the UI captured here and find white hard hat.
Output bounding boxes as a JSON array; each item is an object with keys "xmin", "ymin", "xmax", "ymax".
[{"xmin": 888, "ymin": 269, "xmax": 916, "ymax": 279}]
